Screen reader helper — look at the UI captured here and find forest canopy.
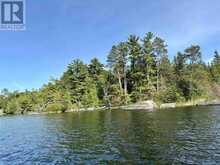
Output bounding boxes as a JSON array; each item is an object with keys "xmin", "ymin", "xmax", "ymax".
[{"xmin": 1, "ymin": 32, "xmax": 220, "ymax": 114}]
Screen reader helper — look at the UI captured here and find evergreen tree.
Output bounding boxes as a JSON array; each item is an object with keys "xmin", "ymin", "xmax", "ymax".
[
  {"xmin": 1, "ymin": 33, "xmax": 220, "ymax": 114},
  {"xmin": 211, "ymin": 51, "xmax": 220, "ymax": 83},
  {"xmin": 88, "ymin": 58, "xmax": 109, "ymax": 103},
  {"xmin": 127, "ymin": 35, "xmax": 143, "ymax": 101},
  {"xmin": 141, "ymin": 32, "xmax": 157, "ymax": 99},
  {"xmin": 184, "ymin": 45, "xmax": 202, "ymax": 99},
  {"xmin": 153, "ymin": 37, "xmax": 168, "ymax": 92},
  {"xmin": 61, "ymin": 59, "xmax": 98, "ymax": 108},
  {"xmin": 107, "ymin": 42, "xmax": 129, "ymax": 104}
]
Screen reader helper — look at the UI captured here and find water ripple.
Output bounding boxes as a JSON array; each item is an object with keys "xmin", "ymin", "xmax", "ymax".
[{"xmin": 1, "ymin": 106, "xmax": 220, "ymax": 164}]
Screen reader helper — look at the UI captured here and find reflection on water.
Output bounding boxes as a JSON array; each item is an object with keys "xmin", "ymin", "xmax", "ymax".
[{"xmin": 1, "ymin": 106, "xmax": 220, "ymax": 164}]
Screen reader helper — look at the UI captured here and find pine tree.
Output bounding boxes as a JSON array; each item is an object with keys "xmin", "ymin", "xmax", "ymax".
[
  {"xmin": 211, "ymin": 51, "xmax": 220, "ymax": 83},
  {"xmin": 107, "ymin": 42, "xmax": 129, "ymax": 104},
  {"xmin": 153, "ymin": 37, "xmax": 168, "ymax": 92},
  {"xmin": 184, "ymin": 45, "xmax": 202, "ymax": 99}
]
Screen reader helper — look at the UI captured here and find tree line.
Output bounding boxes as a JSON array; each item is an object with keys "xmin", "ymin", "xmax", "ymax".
[{"xmin": 1, "ymin": 32, "xmax": 220, "ymax": 114}]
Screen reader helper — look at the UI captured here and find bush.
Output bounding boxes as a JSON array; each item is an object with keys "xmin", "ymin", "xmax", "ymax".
[
  {"xmin": 17, "ymin": 95, "xmax": 34, "ymax": 113},
  {"xmin": 45, "ymin": 103, "xmax": 67, "ymax": 112},
  {"xmin": 0, "ymin": 96, "xmax": 7, "ymax": 110},
  {"xmin": 108, "ymin": 84, "xmax": 122, "ymax": 106},
  {"xmin": 155, "ymin": 85, "xmax": 183, "ymax": 103},
  {"xmin": 5, "ymin": 100, "xmax": 19, "ymax": 114}
]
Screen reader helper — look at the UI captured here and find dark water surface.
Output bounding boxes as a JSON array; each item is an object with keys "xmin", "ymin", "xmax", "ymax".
[{"xmin": 1, "ymin": 106, "xmax": 220, "ymax": 165}]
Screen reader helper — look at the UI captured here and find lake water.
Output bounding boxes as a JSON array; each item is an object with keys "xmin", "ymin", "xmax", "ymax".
[{"xmin": 1, "ymin": 106, "xmax": 220, "ymax": 165}]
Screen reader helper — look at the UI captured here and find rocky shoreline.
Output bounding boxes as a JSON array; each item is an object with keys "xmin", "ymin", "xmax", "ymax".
[
  {"xmin": 0, "ymin": 109, "xmax": 4, "ymax": 116},
  {"xmin": 119, "ymin": 100, "xmax": 157, "ymax": 111},
  {"xmin": 118, "ymin": 99, "xmax": 220, "ymax": 111},
  {"xmin": 0, "ymin": 99, "xmax": 220, "ymax": 117}
]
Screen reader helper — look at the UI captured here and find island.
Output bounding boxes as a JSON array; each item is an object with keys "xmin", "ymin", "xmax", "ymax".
[{"xmin": 0, "ymin": 32, "xmax": 220, "ymax": 115}]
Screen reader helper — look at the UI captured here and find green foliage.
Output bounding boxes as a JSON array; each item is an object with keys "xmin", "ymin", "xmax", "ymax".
[
  {"xmin": 0, "ymin": 32, "xmax": 220, "ymax": 114},
  {"xmin": 17, "ymin": 94, "xmax": 33, "ymax": 113},
  {"xmin": 0, "ymin": 96, "xmax": 7, "ymax": 110},
  {"xmin": 45, "ymin": 103, "xmax": 67, "ymax": 112},
  {"xmin": 108, "ymin": 84, "xmax": 122, "ymax": 106},
  {"xmin": 61, "ymin": 59, "xmax": 99, "ymax": 108},
  {"xmin": 155, "ymin": 85, "xmax": 183, "ymax": 103},
  {"xmin": 5, "ymin": 99, "xmax": 19, "ymax": 114},
  {"xmin": 81, "ymin": 82, "xmax": 99, "ymax": 107},
  {"xmin": 107, "ymin": 42, "xmax": 129, "ymax": 104},
  {"xmin": 88, "ymin": 58, "xmax": 104, "ymax": 80},
  {"xmin": 211, "ymin": 51, "xmax": 220, "ymax": 84}
]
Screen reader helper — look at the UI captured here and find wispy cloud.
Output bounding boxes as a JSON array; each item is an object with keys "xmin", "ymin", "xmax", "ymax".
[
  {"xmin": 159, "ymin": 0, "xmax": 220, "ymax": 53},
  {"xmin": 131, "ymin": 0, "xmax": 220, "ymax": 55}
]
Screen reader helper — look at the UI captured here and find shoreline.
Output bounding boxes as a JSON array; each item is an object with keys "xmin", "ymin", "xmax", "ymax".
[{"xmin": 0, "ymin": 99, "xmax": 220, "ymax": 117}]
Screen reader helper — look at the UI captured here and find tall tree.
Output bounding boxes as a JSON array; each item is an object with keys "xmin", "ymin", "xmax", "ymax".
[
  {"xmin": 153, "ymin": 37, "xmax": 168, "ymax": 92},
  {"xmin": 107, "ymin": 45, "xmax": 123, "ymax": 94},
  {"xmin": 127, "ymin": 35, "xmax": 143, "ymax": 101},
  {"xmin": 141, "ymin": 32, "xmax": 157, "ymax": 99},
  {"xmin": 185, "ymin": 45, "xmax": 202, "ymax": 65},
  {"xmin": 142, "ymin": 32, "xmax": 155, "ymax": 85},
  {"xmin": 107, "ymin": 42, "xmax": 129, "ymax": 103},
  {"xmin": 174, "ymin": 52, "xmax": 189, "ymax": 99},
  {"xmin": 211, "ymin": 51, "xmax": 220, "ymax": 83},
  {"xmin": 88, "ymin": 58, "xmax": 104, "ymax": 81},
  {"xmin": 61, "ymin": 59, "xmax": 98, "ymax": 108},
  {"xmin": 127, "ymin": 35, "xmax": 142, "ymax": 72},
  {"xmin": 184, "ymin": 45, "xmax": 202, "ymax": 99},
  {"xmin": 88, "ymin": 58, "xmax": 107, "ymax": 101}
]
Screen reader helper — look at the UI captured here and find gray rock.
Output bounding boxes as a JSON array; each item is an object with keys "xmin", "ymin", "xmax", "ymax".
[
  {"xmin": 121, "ymin": 100, "xmax": 158, "ymax": 111},
  {"xmin": 208, "ymin": 100, "xmax": 220, "ymax": 105},
  {"xmin": 160, "ymin": 103, "xmax": 176, "ymax": 109},
  {"xmin": 197, "ymin": 99, "xmax": 220, "ymax": 106},
  {"xmin": 0, "ymin": 109, "xmax": 4, "ymax": 116}
]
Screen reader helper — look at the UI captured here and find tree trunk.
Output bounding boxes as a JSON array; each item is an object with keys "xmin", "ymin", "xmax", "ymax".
[
  {"xmin": 117, "ymin": 71, "xmax": 123, "ymax": 94},
  {"xmin": 146, "ymin": 63, "xmax": 150, "ymax": 85},
  {"xmin": 124, "ymin": 73, "xmax": 128, "ymax": 104},
  {"xmin": 124, "ymin": 77, "xmax": 127, "ymax": 95},
  {"xmin": 156, "ymin": 66, "xmax": 159, "ymax": 92}
]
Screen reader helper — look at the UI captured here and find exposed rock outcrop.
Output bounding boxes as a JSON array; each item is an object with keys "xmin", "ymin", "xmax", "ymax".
[
  {"xmin": 197, "ymin": 99, "xmax": 220, "ymax": 106},
  {"xmin": 0, "ymin": 109, "xmax": 4, "ymax": 116},
  {"xmin": 120, "ymin": 100, "xmax": 158, "ymax": 111},
  {"xmin": 160, "ymin": 103, "xmax": 176, "ymax": 109}
]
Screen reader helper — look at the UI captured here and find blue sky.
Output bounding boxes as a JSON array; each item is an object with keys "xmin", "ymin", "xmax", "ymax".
[{"xmin": 0, "ymin": 0, "xmax": 220, "ymax": 91}]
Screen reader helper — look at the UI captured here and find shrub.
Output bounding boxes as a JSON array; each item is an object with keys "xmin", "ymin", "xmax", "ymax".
[
  {"xmin": 17, "ymin": 95, "xmax": 34, "ymax": 113},
  {"xmin": 45, "ymin": 103, "xmax": 67, "ymax": 112},
  {"xmin": 5, "ymin": 100, "xmax": 19, "ymax": 114},
  {"xmin": 155, "ymin": 85, "xmax": 183, "ymax": 103}
]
